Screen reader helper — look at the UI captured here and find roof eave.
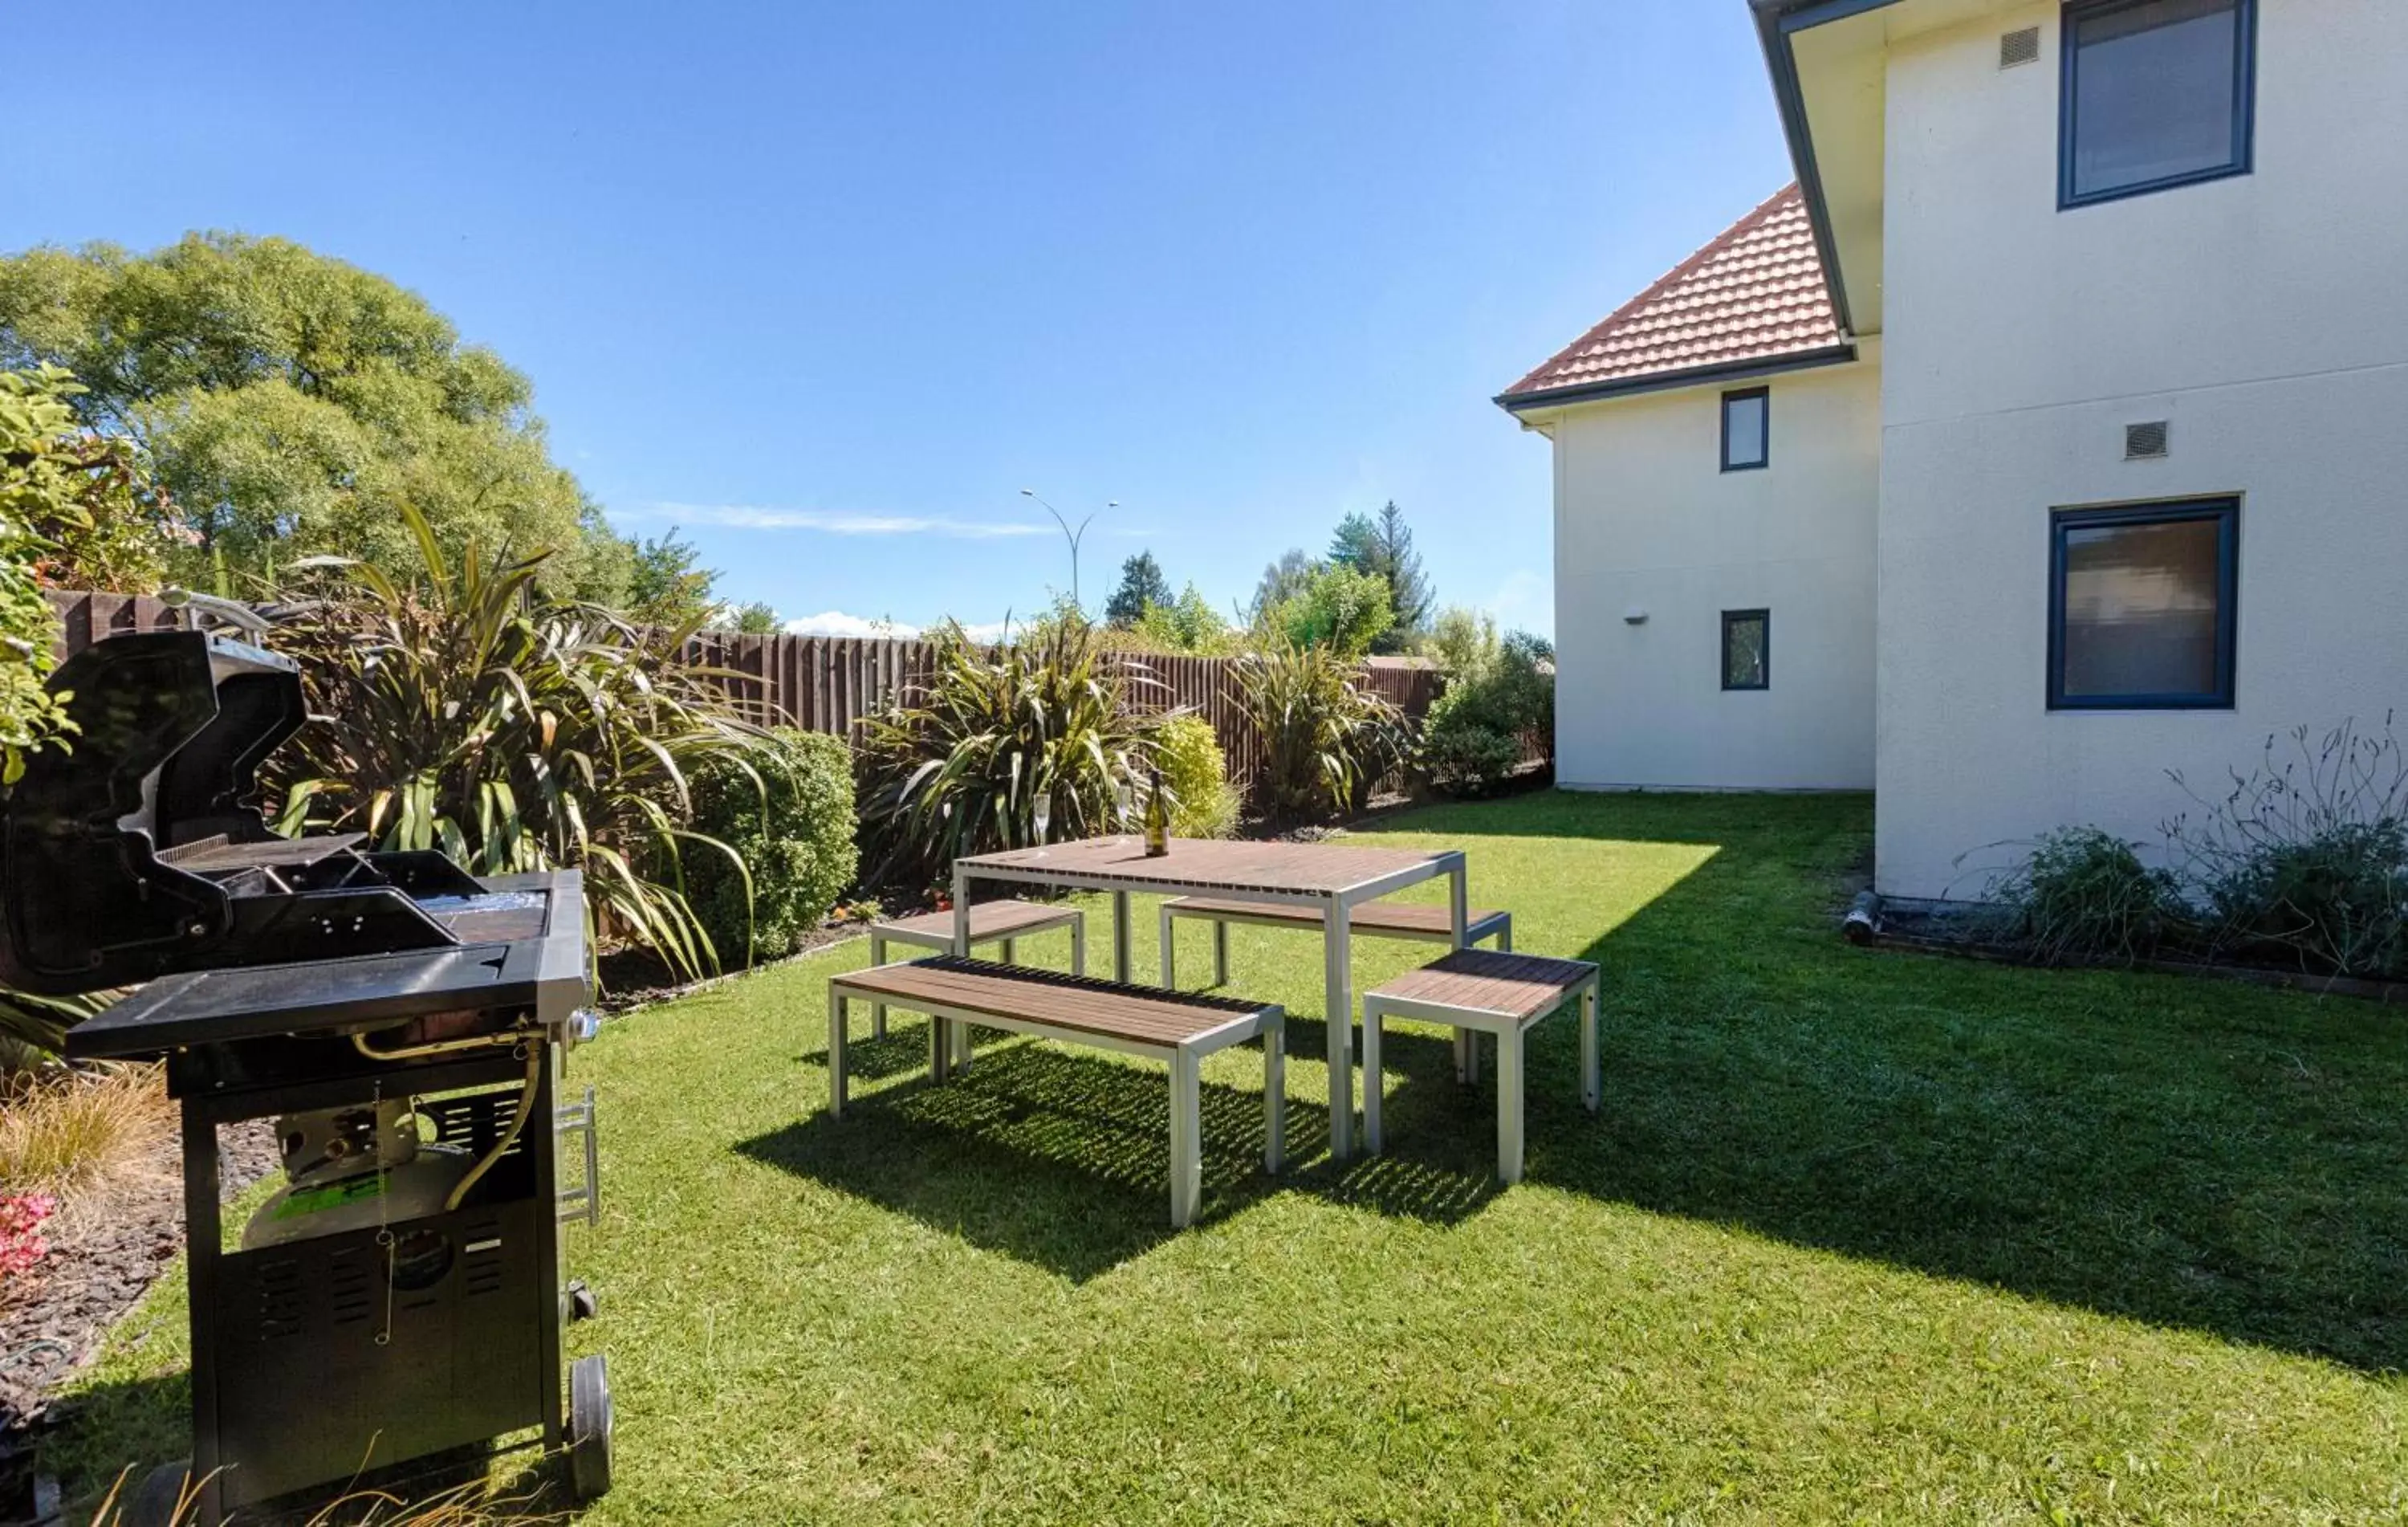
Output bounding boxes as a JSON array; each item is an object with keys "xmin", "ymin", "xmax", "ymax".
[
  {"xmin": 1748, "ymin": 0, "xmax": 1907, "ymax": 340},
  {"xmin": 1493, "ymin": 342, "xmax": 1861, "ymax": 417}
]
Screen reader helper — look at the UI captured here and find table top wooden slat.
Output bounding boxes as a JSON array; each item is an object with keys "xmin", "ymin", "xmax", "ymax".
[
  {"xmin": 875, "ymin": 899, "xmax": 1081, "ymax": 940},
  {"xmin": 839, "ymin": 956, "xmax": 1271, "ymax": 1046},
  {"xmin": 1166, "ymin": 898, "xmax": 1503, "ymax": 935},
  {"xmin": 957, "ymin": 836, "xmax": 1453, "ymax": 896},
  {"xmin": 1367, "ymin": 948, "xmax": 1597, "ymax": 1019}
]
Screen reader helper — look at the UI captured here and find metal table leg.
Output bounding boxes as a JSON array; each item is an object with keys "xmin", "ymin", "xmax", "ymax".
[{"xmin": 1324, "ymin": 897, "xmax": 1352, "ymax": 1160}]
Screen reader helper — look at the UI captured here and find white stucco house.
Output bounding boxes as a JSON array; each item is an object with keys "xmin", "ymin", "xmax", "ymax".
[{"xmin": 1499, "ymin": 0, "xmax": 2407, "ymax": 900}]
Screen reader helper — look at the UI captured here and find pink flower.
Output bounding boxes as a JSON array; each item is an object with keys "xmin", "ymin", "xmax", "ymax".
[{"xmin": 0, "ymin": 1193, "xmax": 59, "ymax": 1276}]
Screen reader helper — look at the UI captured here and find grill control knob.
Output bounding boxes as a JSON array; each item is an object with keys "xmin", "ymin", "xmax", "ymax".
[{"xmin": 565, "ymin": 1009, "xmax": 602, "ymax": 1049}]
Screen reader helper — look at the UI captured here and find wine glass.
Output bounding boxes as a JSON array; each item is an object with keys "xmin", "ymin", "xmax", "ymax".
[
  {"xmin": 1113, "ymin": 782, "xmax": 1133, "ymax": 840},
  {"xmin": 1031, "ymin": 795, "xmax": 1051, "ymax": 848}
]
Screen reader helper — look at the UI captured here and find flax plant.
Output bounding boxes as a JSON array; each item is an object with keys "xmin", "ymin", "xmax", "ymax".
[
  {"xmin": 265, "ymin": 505, "xmax": 763, "ymax": 981},
  {"xmin": 856, "ymin": 612, "xmax": 1164, "ymax": 888}
]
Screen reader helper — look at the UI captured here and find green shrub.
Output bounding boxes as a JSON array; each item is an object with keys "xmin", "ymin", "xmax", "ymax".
[
  {"xmin": 684, "ymin": 728, "xmax": 860, "ymax": 964},
  {"xmin": 1230, "ymin": 639, "xmax": 1408, "ymax": 825},
  {"xmin": 857, "ymin": 610, "xmax": 1161, "ymax": 886},
  {"xmin": 1420, "ymin": 722, "xmax": 1524, "ymax": 796},
  {"xmin": 267, "ymin": 504, "xmax": 765, "ymax": 983},
  {"xmin": 2170, "ymin": 719, "xmax": 2408, "ymax": 978},
  {"xmin": 1419, "ymin": 629, "xmax": 1553, "ymax": 797},
  {"xmin": 2200, "ymin": 823, "xmax": 2408, "ymax": 978},
  {"xmin": 1988, "ymin": 826, "xmax": 2187, "ymax": 965},
  {"xmin": 1154, "ymin": 715, "xmax": 1240, "ymax": 838}
]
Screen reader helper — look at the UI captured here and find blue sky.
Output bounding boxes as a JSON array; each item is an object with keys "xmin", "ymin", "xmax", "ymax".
[{"xmin": 2, "ymin": 1, "xmax": 1795, "ymax": 640}]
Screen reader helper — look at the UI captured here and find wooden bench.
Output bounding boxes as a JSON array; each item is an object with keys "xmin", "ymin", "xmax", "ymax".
[
  {"xmin": 827, "ymin": 957, "xmax": 1283, "ymax": 1227},
  {"xmin": 1359, "ymin": 949, "xmax": 1600, "ymax": 1185},
  {"xmin": 1157, "ymin": 897, "xmax": 1511, "ymax": 988},
  {"xmin": 865, "ymin": 900, "xmax": 1086, "ymax": 1037}
]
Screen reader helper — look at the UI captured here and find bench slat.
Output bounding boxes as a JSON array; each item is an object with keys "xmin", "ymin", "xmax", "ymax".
[
  {"xmin": 873, "ymin": 899, "xmax": 1080, "ymax": 940},
  {"xmin": 1365, "ymin": 948, "xmax": 1597, "ymax": 1020},
  {"xmin": 838, "ymin": 956, "xmax": 1267, "ymax": 1048}
]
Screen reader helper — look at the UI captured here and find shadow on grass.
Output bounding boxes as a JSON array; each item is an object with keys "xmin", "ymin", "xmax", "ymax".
[
  {"xmin": 790, "ymin": 788, "xmax": 2408, "ymax": 1368},
  {"xmin": 739, "ymin": 1030, "xmax": 1503, "ymax": 1281},
  {"xmin": 1503, "ymin": 791, "xmax": 2408, "ymax": 1375}
]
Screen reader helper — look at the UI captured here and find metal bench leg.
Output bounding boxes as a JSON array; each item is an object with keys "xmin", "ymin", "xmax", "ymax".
[
  {"xmin": 1000, "ymin": 937, "xmax": 1015, "ymax": 966},
  {"xmin": 1581, "ymin": 980, "xmax": 1601, "ymax": 1114},
  {"xmin": 1159, "ymin": 904, "xmax": 1176, "ymax": 988},
  {"xmin": 1361, "ymin": 1000, "xmax": 1384, "ymax": 1154},
  {"xmin": 1468, "ymin": 1028, "xmax": 1482, "ymax": 1086},
  {"xmin": 1169, "ymin": 1049, "xmax": 1202, "ymax": 1228},
  {"xmin": 1071, "ymin": 914, "xmax": 1087, "ymax": 977},
  {"xmin": 1263, "ymin": 1018, "xmax": 1285, "ymax": 1175},
  {"xmin": 1498, "ymin": 918, "xmax": 1514, "ymax": 953},
  {"xmin": 929, "ymin": 1012, "xmax": 947, "ymax": 1084},
  {"xmin": 1213, "ymin": 920, "xmax": 1229, "ymax": 987},
  {"xmin": 828, "ymin": 988, "xmax": 848, "ymax": 1116},
  {"xmin": 950, "ymin": 1016, "xmax": 973, "ymax": 1077},
  {"xmin": 1498, "ymin": 1024, "xmax": 1525, "ymax": 1185},
  {"xmin": 1453, "ymin": 1027, "xmax": 1470, "ymax": 1085},
  {"xmin": 868, "ymin": 934, "xmax": 889, "ymax": 1038}
]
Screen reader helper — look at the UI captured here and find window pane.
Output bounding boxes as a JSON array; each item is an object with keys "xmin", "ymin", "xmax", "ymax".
[
  {"xmin": 2059, "ymin": 515, "xmax": 2223, "ymax": 698},
  {"xmin": 1723, "ymin": 393, "xmax": 1767, "ymax": 469},
  {"xmin": 1723, "ymin": 613, "xmax": 1767, "ymax": 689},
  {"xmin": 2071, "ymin": 0, "xmax": 2241, "ymax": 198}
]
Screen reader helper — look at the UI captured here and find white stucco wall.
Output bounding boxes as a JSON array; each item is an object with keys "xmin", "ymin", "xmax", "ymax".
[
  {"xmin": 1875, "ymin": 0, "xmax": 2408, "ymax": 898},
  {"xmin": 1548, "ymin": 352, "xmax": 1881, "ymax": 792}
]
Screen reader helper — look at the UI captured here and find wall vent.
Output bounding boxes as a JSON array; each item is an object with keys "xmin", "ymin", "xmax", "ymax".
[
  {"xmin": 2000, "ymin": 26, "xmax": 2042, "ymax": 67},
  {"xmin": 2125, "ymin": 421, "xmax": 2171, "ymax": 460}
]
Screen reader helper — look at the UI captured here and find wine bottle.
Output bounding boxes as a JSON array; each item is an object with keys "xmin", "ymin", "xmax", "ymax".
[{"xmin": 1144, "ymin": 766, "xmax": 1169, "ymax": 857}]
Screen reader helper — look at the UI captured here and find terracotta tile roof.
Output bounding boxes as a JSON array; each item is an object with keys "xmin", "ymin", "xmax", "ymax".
[{"xmin": 1499, "ymin": 184, "xmax": 1845, "ymax": 405}]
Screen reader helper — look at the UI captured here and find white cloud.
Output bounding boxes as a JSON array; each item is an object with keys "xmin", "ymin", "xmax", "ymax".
[
  {"xmin": 781, "ymin": 612, "xmax": 1017, "ymax": 644},
  {"xmin": 635, "ymin": 502, "xmax": 1050, "ymax": 539},
  {"xmin": 783, "ymin": 610, "xmax": 920, "ymax": 639}
]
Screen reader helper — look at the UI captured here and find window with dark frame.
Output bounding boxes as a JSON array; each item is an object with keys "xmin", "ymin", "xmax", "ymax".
[
  {"xmin": 2048, "ymin": 499, "xmax": 2238, "ymax": 710},
  {"xmin": 1721, "ymin": 388, "xmax": 1768, "ymax": 472},
  {"xmin": 2061, "ymin": 0, "xmax": 2255, "ymax": 208},
  {"xmin": 1721, "ymin": 609, "xmax": 1769, "ymax": 691}
]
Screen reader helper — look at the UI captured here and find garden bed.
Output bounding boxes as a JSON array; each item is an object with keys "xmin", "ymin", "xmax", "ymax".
[
  {"xmin": 1857, "ymin": 894, "xmax": 2408, "ymax": 1005},
  {"xmin": 1, "ymin": 1097, "xmax": 276, "ymax": 1511}
]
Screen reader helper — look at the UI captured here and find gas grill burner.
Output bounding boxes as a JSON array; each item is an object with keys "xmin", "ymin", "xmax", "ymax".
[{"xmin": 7, "ymin": 630, "xmax": 612, "ymax": 1524}]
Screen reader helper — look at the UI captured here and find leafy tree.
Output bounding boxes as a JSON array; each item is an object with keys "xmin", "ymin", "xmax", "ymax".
[
  {"xmin": 1132, "ymin": 583, "xmax": 1236, "ymax": 654},
  {"xmin": 1427, "ymin": 605, "xmax": 1499, "ymax": 675},
  {"xmin": 1269, "ymin": 563, "xmax": 1394, "ymax": 658},
  {"xmin": 719, "ymin": 601, "xmax": 780, "ymax": 635},
  {"xmin": 1250, "ymin": 548, "xmax": 1316, "ymax": 623},
  {"xmin": 1104, "ymin": 550, "xmax": 1173, "ymax": 628},
  {"xmin": 0, "ymin": 233, "xmax": 640, "ymax": 602},
  {"xmin": 620, "ymin": 527, "xmax": 720, "ymax": 629},
  {"xmin": 1328, "ymin": 500, "xmax": 1432, "ymax": 653}
]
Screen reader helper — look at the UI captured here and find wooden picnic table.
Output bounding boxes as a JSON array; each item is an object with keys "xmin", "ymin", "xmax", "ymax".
[{"xmin": 950, "ymin": 835, "xmax": 1470, "ymax": 1159}]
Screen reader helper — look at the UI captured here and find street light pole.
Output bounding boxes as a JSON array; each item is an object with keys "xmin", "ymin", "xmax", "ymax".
[{"xmin": 1019, "ymin": 489, "xmax": 1116, "ymax": 613}]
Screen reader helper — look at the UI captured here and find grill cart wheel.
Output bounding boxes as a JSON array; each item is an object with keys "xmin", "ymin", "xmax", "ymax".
[
  {"xmin": 123, "ymin": 1460, "xmax": 192, "ymax": 1527},
  {"xmin": 568, "ymin": 1354, "xmax": 613, "ymax": 1501}
]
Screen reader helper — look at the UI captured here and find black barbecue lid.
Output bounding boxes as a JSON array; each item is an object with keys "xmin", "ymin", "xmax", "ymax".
[{"xmin": 63, "ymin": 871, "xmax": 588, "ymax": 1059}]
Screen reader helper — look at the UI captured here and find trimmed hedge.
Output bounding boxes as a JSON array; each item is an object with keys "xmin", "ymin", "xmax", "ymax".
[{"xmin": 685, "ymin": 728, "xmax": 860, "ymax": 964}]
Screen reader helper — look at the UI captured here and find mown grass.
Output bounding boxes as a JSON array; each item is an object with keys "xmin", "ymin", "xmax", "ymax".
[{"xmin": 56, "ymin": 792, "xmax": 2408, "ymax": 1522}]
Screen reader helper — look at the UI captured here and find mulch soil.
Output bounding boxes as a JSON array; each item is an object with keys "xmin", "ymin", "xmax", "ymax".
[{"xmin": 0, "ymin": 1120, "xmax": 278, "ymax": 1446}]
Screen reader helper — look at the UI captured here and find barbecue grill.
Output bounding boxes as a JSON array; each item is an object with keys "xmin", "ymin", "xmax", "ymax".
[{"xmin": 6, "ymin": 629, "xmax": 612, "ymax": 1524}]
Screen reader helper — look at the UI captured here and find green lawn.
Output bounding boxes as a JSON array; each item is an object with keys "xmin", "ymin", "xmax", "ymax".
[{"xmin": 58, "ymin": 792, "xmax": 2408, "ymax": 1522}]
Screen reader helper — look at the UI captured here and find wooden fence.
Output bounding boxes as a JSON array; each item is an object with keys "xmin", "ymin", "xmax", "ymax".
[
  {"xmin": 681, "ymin": 631, "xmax": 1449, "ymax": 784},
  {"xmin": 48, "ymin": 598, "xmax": 1518, "ymax": 787}
]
